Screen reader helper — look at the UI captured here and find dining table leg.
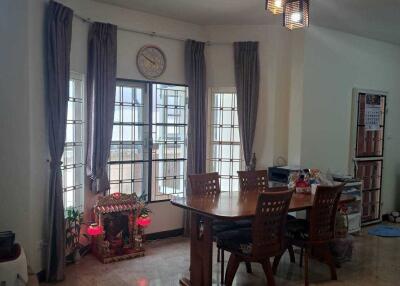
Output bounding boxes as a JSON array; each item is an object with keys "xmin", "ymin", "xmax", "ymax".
[{"xmin": 179, "ymin": 212, "xmax": 213, "ymax": 286}]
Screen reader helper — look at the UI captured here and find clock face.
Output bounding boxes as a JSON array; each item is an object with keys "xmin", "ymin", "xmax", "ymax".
[{"xmin": 136, "ymin": 45, "xmax": 166, "ymax": 79}]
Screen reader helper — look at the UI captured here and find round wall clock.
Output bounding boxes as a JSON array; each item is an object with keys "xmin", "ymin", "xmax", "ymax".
[{"xmin": 136, "ymin": 45, "xmax": 166, "ymax": 79}]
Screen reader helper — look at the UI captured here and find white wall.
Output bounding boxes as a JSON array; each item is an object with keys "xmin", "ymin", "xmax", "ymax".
[
  {"xmin": 0, "ymin": 0, "xmax": 49, "ymax": 273},
  {"xmin": 299, "ymin": 26, "xmax": 400, "ymax": 213}
]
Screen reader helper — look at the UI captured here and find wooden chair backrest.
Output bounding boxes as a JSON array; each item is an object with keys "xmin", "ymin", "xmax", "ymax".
[
  {"xmin": 309, "ymin": 184, "xmax": 344, "ymax": 242},
  {"xmin": 251, "ymin": 190, "xmax": 293, "ymax": 258},
  {"xmin": 238, "ymin": 170, "xmax": 268, "ymax": 192},
  {"xmin": 188, "ymin": 172, "xmax": 221, "ymax": 196}
]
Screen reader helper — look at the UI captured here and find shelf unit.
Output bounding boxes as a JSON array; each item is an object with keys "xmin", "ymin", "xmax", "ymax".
[
  {"xmin": 337, "ymin": 180, "xmax": 363, "ymax": 234},
  {"xmin": 350, "ymin": 89, "xmax": 387, "ymax": 225}
]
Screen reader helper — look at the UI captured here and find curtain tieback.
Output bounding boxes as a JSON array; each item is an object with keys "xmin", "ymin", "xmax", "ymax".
[{"xmin": 50, "ymin": 160, "xmax": 63, "ymax": 168}]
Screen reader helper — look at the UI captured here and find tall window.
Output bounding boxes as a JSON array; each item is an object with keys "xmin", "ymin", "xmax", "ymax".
[
  {"xmin": 152, "ymin": 84, "xmax": 188, "ymax": 201},
  {"xmin": 62, "ymin": 72, "xmax": 85, "ymax": 211},
  {"xmin": 109, "ymin": 81, "xmax": 149, "ymax": 196},
  {"xmin": 108, "ymin": 81, "xmax": 188, "ymax": 201},
  {"xmin": 208, "ymin": 88, "xmax": 243, "ymax": 192}
]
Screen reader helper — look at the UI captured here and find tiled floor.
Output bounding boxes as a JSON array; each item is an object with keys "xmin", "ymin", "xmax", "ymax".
[{"xmin": 42, "ymin": 227, "xmax": 400, "ymax": 286}]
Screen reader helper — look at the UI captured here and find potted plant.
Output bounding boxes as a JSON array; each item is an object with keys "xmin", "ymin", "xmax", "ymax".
[
  {"xmin": 65, "ymin": 207, "xmax": 87, "ymax": 263},
  {"xmin": 137, "ymin": 193, "xmax": 152, "ymax": 228}
]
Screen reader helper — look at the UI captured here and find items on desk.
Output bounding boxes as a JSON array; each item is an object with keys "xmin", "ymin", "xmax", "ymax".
[{"xmin": 288, "ymin": 168, "xmax": 322, "ymax": 194}]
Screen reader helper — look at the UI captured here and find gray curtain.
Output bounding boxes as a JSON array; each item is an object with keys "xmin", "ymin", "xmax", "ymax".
[
  {"xmin": 234, "ymin": 42, "xmax": 260, "ymax": 169},
  {"xmin": 185, "ymin": 39, "xmax": 207, "ymax": 192},
  {"xmin": 86, "ymin": 22, "xmax": 117, "ymax": 194},
  {"xmin": 45, "ymin": 1, "xmax": 73, "ymax": 281},
  {"xmin": 184, "ymin": 40, "xmax": 207, "ymax": 235}
]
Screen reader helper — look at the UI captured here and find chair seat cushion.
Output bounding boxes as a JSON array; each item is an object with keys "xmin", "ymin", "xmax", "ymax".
[
  {"xmin": 286, "ymin": 218, "xmax": 309, "ymax": 240},
  {"xmin": 234, "ymin": 219, "xmax": 252, "ymax": 228},
  {"xmin": 216, "ymin": 228, "xmax": 253, "ymax": 255},
  {"xmin": 212, "ymin": 220, "xmax": 238, "ymax": 234},
  {"xmin": 232, "ymin": 214, "xmax": 295, "ymax": 229}
]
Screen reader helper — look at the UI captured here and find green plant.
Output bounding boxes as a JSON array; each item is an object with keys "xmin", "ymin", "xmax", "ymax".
[
  {"xmin": 138, "ymin": 193, "xmax": 151, "ymax": 217},
  {"xmin": 65, "ymin": 207, "xmax": 86, "ymax": 253}
]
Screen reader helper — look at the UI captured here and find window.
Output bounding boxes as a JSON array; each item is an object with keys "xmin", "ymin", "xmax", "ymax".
[
  {"xmin": 62, "ymin": 72, "xmax": 85, "ymax": 211},
  {"xmin": 109, "ymin": 81, "xmax": 149, "ymax": 196},
  {"xmin": 152, "ymin": 84, "xmax": 188, "ymax": 201},
  {"xmin": 208, "ymin": 88, "xmax": 243, "ymax": 192},
  {"xmin": 108, "ymin": 80, "xmax": 188, "ymax": 201}
]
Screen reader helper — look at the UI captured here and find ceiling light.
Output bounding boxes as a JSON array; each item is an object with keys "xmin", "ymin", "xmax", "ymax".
[
  {"xmin": 284, "ymin": 0, "xmax": 309, "ymax": 30},
  {"xmin": 266, "ymin": 0, "xmax": 286, "ymax": 15}
]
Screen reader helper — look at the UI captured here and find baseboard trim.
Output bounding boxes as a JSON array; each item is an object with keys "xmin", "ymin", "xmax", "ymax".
[
  {"xmin": 145, "ymin": 228, "xmax": 184, "ymax": 241},
  {"xmin": 35, "ymin": 229, "xmax": 184, "ymax": 281}
]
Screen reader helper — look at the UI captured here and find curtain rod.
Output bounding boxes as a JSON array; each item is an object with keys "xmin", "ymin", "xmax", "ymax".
[{"xmin": 73, "ymin": 13, "xmax": 231, "ymax": 46}]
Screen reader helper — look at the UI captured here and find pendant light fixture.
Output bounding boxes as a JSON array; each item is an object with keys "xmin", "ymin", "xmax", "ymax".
[
  {"xmin": 266, "ymin": 0, "xmax": 286, "ymax": 14},
  {"xmin": 284, "ymin": 0, "xmax": 309, "ymax": 30}
]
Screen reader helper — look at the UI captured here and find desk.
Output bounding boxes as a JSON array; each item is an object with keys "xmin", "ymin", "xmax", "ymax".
[{"xmin": 171, "ymin": 190, "xmax": 354, "ymax": 286}]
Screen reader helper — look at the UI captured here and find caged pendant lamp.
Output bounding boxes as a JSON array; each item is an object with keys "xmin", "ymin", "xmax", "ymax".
[
  {"xmin": 266, "ymin": 0, "xmax": 286, "ymax": 14},
  {"xmin": 284, "ymin": 0, "xmax": 310, "ymax": 30}
]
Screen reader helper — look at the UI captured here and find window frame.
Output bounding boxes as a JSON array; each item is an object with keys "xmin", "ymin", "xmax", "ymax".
[
  {"xmin": 62, "ymin": 71, "xmax": 86, "ymax": 212},
  {"xmin": 109, "ymin": 78, "xmax": 189, "ymax": 203},
  {"xmin": 207, "ymin": 87, "xmax": 244, "ymax": 193}
]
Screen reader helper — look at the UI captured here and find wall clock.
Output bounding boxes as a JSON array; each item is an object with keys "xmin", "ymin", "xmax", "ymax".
[{"xmin": 136, "ymin": 45, "xmax": 166, "ymax": 79}]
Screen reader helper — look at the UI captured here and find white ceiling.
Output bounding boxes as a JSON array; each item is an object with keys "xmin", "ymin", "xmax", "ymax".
[{"xmin": 95, "ymin": 0, "xmax": 400, "ymax": 45}]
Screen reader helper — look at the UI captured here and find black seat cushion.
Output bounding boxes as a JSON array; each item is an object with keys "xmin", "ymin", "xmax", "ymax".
[
  {"xmin": 216, "ymin": 228, "xmax": 253, "ymax": 255},
  {"xmin": 213, "ymin": 220, "xmax": 238, "ymax": 234},
  {"xmin": 234, "ymin": 219, "xmax": 252, "ymax": 228},
  {"xmin": 235, "ymin": 214, "xmax": 296, "ymax": 229},
  {"xmin": 286, "ymin": 218, "xmax": 309, "ymax": 240}
]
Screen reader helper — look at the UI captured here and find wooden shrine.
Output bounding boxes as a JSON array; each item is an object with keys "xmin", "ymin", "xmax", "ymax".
[{"xmin": 90, "ymin": 193, "xmax": 146, "ymax": 264}]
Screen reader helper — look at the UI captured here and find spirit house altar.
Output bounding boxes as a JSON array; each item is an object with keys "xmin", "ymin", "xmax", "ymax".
[{"xmin": 89, "ymin": 193, "xmax": 148, "ymax": 263}]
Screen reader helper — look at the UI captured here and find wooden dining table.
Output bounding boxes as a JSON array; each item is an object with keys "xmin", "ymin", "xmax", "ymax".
[{"xmin": 170, "ymin": 189, "xmax": 354, "ymax": 286}]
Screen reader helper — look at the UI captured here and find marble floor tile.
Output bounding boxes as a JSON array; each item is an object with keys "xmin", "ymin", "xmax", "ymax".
[{"xmin": 41, "ymin": 227, "xmax": 400, "ymax": 285}]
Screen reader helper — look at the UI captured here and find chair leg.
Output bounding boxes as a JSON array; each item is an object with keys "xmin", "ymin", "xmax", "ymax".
[
  {"xmin": 220, "ymin": 249, "xmax": 225, "ymax": 285},
  {"xmin": 245, "ymin": 262, "xmax": 252, "ymax": 274},
  {"xmin": 262, "ymin": 259, "xmax": 276, "ymax": 286},
  {"xmin": 304, "ymin": 247, "xmax": 309, "ymax": 286},
  {"xmin": 272, "ymin": 254, "xmax": 283, "ymax": 275},
  {"xmin": 225, "ymin": 254, "xmax": 240, "ymax": 286},
  {"xmin": 299, "ymin": 247, "xmax": 304, "ymax": 268},
  {"xmin": 323, "ymin": 244, "xmax": 337, "ymax": 280},
  {"xmin": 288, "ymin": 244, "xmax": 296, "ymax": 263},
  {"xmin": 217, "ymin": 247, "xmax": 221, "ymax": 263}
]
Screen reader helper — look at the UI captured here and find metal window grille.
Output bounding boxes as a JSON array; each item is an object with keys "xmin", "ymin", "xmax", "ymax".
[
  {"xmin": 108, "ymin": 82, "xmax": 149, "ymax": 197},
  {"xmin": 209, "ymin": 90, "xmax": 242, "ymax": 192},
  {"xmin": 62, "ymin": 73, "xmax": 85, "ymax": 211},
  {"xmin": 151, "ymin": 84, "xmax": 188, "ymax": 201},
  {"xmin": 108, "ymin": 81, "xmax": 188, "ymax": 201}
]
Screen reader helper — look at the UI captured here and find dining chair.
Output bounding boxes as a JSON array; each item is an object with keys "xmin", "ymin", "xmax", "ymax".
[
  {"xmin": 237, "ymin": 170, "xmax": 296, "ymax": 265},
  {"xmin": 217, "ymin": 190, "xmax": 294, "ymax": 286},
  {"xmin": 274, "ymin": 184, "xmax": 344, "ymax": 286},
  {"xmin": 238, "ymin": 170, "xmax": 269, "ymax": 192},
  {"xmin": 189, "ymin": 172, "xmax": 221, "ymax": 197},
  {"xmin": 188, "ymin": 172, "xmax": 237, "ymax": 283}
]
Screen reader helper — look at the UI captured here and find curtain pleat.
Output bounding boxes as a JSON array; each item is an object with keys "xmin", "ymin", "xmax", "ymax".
[
  {"xmin": 234, "ymin": 42, "xmax": 260, "ymax": 169},
  {"xmin": 45, "ymin": 1, "xmax": 73, "ymax": 281},
  {"xmin": 184, "ymin": 40, "xmax": 207, "ymax": 235},
  {"xmin": 85, "ymin": 22, "xmax": 117, "ymax": 194}
]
